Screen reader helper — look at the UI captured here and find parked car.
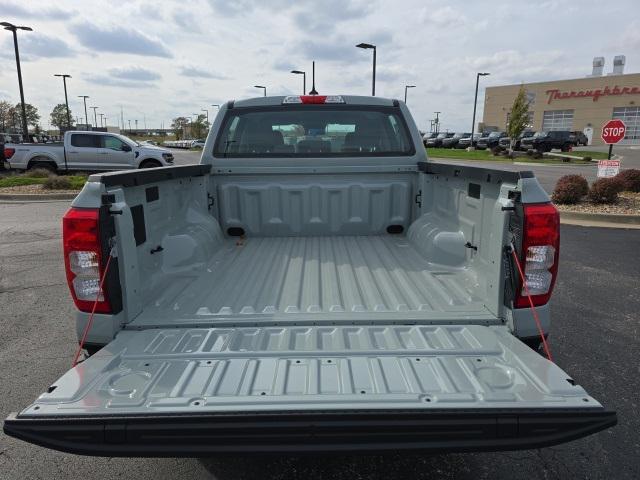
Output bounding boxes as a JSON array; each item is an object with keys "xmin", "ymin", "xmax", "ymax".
[
  {"xmin": 456, "ymin": 133, "xmax": 481, "ymax": 149},
  {"xmin": 191, "ymin": 138, "xmax": 207, "ymax": 148},
  {"xmin": 442, "ymin": 132, "xmax": 470, "ymax": 149},
  {"xmin": 4, "ymin": 94, "xmax": 616, "ymax": 456},
  {"xmin": 426, "ymin": 132, "xmax": 454, "ymax": 148},
  {"xmin": 498, "ymin": 130, "xmax": 535, "ymax": 151},
  {"xmin": 3, "ymin": 131, "xmax": 174, "ymax": 172},
  {"xmin": 422, "ymin": 132, "xmax": 438, "ymax": 147},
  {"xmin": 570, "ymin": 131, "xmax": 589, "ymax": 146},
  {"xmin": 476, "ymin": 131, "xmax": 507, "ymax": 150},
  {"xmin": 520, "ymin": 130, "xmax": 575, "ymax": 152}
]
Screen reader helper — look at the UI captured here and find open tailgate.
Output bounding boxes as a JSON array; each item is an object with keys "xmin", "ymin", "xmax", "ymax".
[{"xmin": 4, "ymin": 325, "xmax": 615, "ymax": 456}]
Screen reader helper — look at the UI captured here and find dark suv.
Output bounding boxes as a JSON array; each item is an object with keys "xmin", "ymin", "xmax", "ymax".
[
  {"xmin": 498, "ymin": 130, "xmax": 534, "ymax": 151},
  {"xmin": 442, "ymin": 132, "xmax": 470, "ymax": 149},
  {"xmin": 570, "ymin": 131, "xmax": 588, "ymax": 146},
  {"xmin": 476, "ymin": 131, "xmax": 507, "ymax": 150},
  {"xmin": 422, "ymin": 132, "xmax": 438, "ymax": 147},
  {"xmin": 457, "ymin": 133, "xmax": 481, "ymax": 149},
  {"xmin": 521, "ymin": 130, "xmax": 575, "ymax": 152},
  {"xmin": 426, "ymin": 132, "xmax": 454, "ymax": 148}
]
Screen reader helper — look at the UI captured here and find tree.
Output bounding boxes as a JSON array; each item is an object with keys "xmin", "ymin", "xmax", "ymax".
[
  {"xmin": 12, "ymin": 103, "xmax": 40, "ymax": 130},
  {"xmin": 506, "ymin": 85, "xmax": 531, "ymax": 152},
  {"xmin": 190, "ymin": 114, "xmax": 209, "ymax": 139},
  {"xmin": 0, "ymin": 100, "xmax": 12, "ymax": 132},
  {"xmin": 50, "ymin": 103, "xmax": 74, "ymax": 130},
  {"xmin": 171, "ymin": 116, "xmax": 189, "ymax": 140}
]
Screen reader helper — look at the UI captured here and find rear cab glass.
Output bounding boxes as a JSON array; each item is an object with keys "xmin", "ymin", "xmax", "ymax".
[
  {"xmin": 70, "ymin": 134, "xmax": 99, "ymax": 148},
  {"xmin": 213, "ymin": 105, "xmax": 414, "ymax": 157}
]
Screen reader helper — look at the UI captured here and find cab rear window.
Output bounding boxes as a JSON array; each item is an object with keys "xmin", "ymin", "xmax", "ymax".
[
  {"xmin": 70, "ymin": 134, "xmax": 99, "ymax": 148},
  {"xmin": 213, "ymin": 106, "xmax": 414, "ymax": 157}
]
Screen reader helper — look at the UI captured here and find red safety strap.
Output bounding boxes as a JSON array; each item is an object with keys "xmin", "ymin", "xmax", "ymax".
[
  {"xmin": 71, "ymin": 254, "xmax": 113, "ymax": 368},
  {"xmin": 510, "ymin": 247, "xmax": 553, "ymax": 361}
]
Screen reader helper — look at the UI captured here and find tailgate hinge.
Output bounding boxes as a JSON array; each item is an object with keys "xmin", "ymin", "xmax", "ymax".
[
  {"xmin": 414, "ymin": 190, "xmax": 422, "ymax": 208},
  {"xmin": 207, "ymin": 192, "xmax": 215, "ymax": 211}
]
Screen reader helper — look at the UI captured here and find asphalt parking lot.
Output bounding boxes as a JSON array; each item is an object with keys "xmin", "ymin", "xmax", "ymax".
[{"xmin": 0, "ymin": 198, "xmax": 638, "ymax": 480}]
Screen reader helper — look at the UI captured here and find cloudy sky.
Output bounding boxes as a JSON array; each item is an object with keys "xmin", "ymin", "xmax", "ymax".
[{"xmin": 1, "ymin": 0, "xmax": 638, "ymax": 132}]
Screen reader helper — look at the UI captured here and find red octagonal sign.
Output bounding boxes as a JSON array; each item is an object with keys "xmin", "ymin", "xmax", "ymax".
[{"xmin": 601, "ymin": 119, "xmax": 626, "ymax": 144}]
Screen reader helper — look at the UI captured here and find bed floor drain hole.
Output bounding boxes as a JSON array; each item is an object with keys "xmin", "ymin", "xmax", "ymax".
[
  {"xmin": 386, "ymin": 224, "xmax": 404, "ymax": 234},
  {"xmin": 227, "ymin": 227, "xmax": 245, "ymax": 237}
]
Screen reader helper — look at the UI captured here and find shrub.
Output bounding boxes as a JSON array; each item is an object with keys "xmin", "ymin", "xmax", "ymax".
[
  {"xmin": 587, "ymin": 177, "xmax": 624, "ymax": 204},
  {"xmin": 42, "ymin": 175, "xmax": 71, "ymax": 190},
  {"xmin": 490, "ymin": 146, "xmax": 502, "ymax": 156},
  {"xmin": 615, "ymin": 169, "xmax": 640, "ymax": 192},
  {"xmin": 24, "ymin": 168, "xmax": 52, "ymax": 178},
  {"xmin": 583, "ymin": 156, "xmax": 592, "ymax": 162},
  {"xmin": 551, "ymin": 175, "xmax": 589, "ymax": 204}
]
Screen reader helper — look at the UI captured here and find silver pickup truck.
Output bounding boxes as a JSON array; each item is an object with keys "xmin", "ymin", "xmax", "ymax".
[
  {"xmin": 3, "ymin": 130, "xmax": 174, "ymax": 172},
  {"xmin": 4, "ymin": 95, "xmax": 615, "ymax": 456}
]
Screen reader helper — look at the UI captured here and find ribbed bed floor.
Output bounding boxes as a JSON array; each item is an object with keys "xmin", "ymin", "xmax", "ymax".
[{"xmin": 136, "ymin": 235, "xmax": 488, "ymax": 325}]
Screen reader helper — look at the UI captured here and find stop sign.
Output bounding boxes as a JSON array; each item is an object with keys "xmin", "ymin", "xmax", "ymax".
[{"xmin": 601, "ymin": 119, "xmax": 626, "ymax": 144}]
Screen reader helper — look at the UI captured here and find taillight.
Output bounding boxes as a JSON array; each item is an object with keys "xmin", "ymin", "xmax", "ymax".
[
  {"xmin": 62, "ymin": 208, "xmax": 112, "ymax": 313},
  {"xmin": 4, "ymin": 147, "xmax": 15, "ymax": 159},
  {"xmin": 514, "ymin": 203, "xmax": 560, "ymax": 308}
]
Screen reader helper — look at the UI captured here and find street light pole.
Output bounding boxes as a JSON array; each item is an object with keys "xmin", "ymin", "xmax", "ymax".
[
  {"xmin": 356, "ymin": 43, "xmax": 376, "ymax": 96},
  {"xmin": 78, "ymin": 96, "xmax": 89, "ymax": 129},
  {"xmin": 98, "ymin": 113, "xmax": 104, "ymax": 128},
  {"xmin": 54, "ymin": 74, "xmax": 72, "ymax": 129},
  {"xmin": 254, "ymin": 85, "xmax": 266, "ymax": 97},
  {"xmin": 291, "ymin": 70, "xmax": 306, "ymax": 95},
  {"xmin": 434, "ymin": 112, "xmax": 441, "ymax": 134},
  {"xmin": 470, "ymin": 72, "xmax": 490, "ymax": 150},
  {"xmin": 211, "ymin": 104, "xmax": 220, "ymax": 109},
  {"xmin": 90, "ymin": 106, "xmax": 99, "ymax": 129},
  {"xmin": 201, "ymin": 109, "xmax": 209, "ymax": 123},
  {"xmin": 1, "ymin": 22, "xmax": 32, "ymax": 139},
  {"xmin": 404, "ymin": 85, "xmax": 416, "ymax": 104}
]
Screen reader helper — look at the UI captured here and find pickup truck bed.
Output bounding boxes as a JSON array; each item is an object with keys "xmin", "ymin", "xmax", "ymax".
[
  {"xmin": 4, "ymin": 96, "xmax": 615, "ymax": 457},
  {"xmin": 135, "ymin": 234, "xmax": 489, "ymax": 327}
]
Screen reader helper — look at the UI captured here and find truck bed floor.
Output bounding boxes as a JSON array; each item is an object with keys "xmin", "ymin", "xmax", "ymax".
[{"xmin": 133, "ymin": 235, "xmax": 490, "ymax": 326}]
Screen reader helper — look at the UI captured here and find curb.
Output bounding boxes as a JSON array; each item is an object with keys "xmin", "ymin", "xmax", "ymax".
[
  {"xmin": 559, "ymin": 210, "xmax": 640, "ymax": 228},
  {"xmin": 0, "ymin": 192, "xmax": 77, "ymax": 202}
]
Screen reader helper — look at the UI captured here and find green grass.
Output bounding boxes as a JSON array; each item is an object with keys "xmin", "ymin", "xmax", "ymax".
[
  {"xmin": 426, "ymin": 148, "xmax": 509, "ymax": 161},
  {"xmin": 572, "ymin": 150, "xmax": 609, "ymax": 160},
  {"xmin": 427, "ymin": 147, "xmax": 605, "ymax": 163},
  {"xmin": 68, "ymin": 176, "xmax": 88, "ymax": 189},
  {"xmin": 517, "ymin": 157, "xmax": 592, "ymax": 165},
  {"xmin": 0, "ymin": 175, "xmax": 87, "ymax": 189}
]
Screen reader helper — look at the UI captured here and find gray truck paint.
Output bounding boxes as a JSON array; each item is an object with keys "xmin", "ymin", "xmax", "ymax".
[
  {"xmin": 5, "ymin": 96, "xmax": 614, "ymax": 454},
  {"xmin": 5, "ymin": 130, "xmax": 173, "ymax": 172}
]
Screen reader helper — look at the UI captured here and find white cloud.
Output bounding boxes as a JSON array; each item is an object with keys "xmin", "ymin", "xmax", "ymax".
[
  {"xmin": 179, "ymin": 66, "xmax": 228, "ymax": 79},
  {"xmin": 2, "ymin": 0, "xmax": 638, "ymax": 133},
  {"xmin": 73, "ymin": 22, "xmax": 172, "ymax": 58},
  {"xmin": 420, "ymin": 6, "xmax": 464, "ymax": 27}
]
